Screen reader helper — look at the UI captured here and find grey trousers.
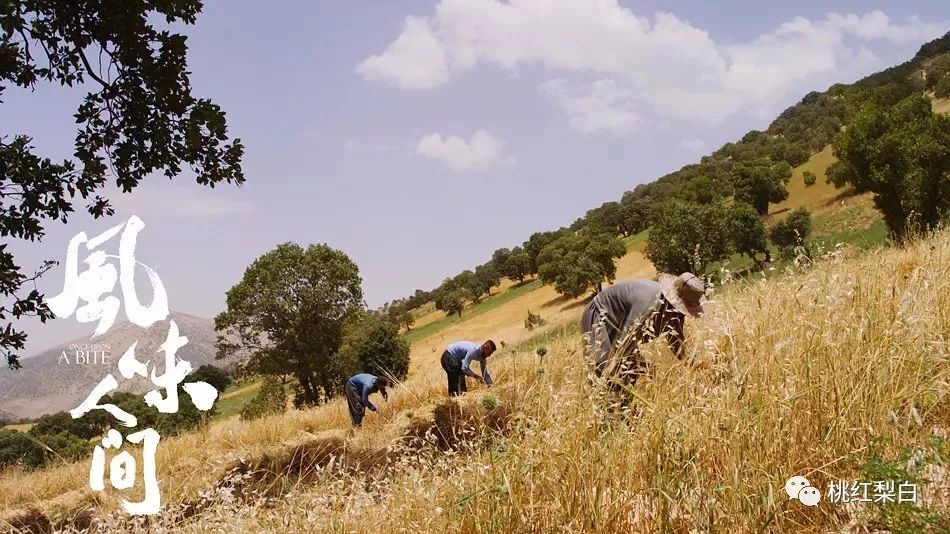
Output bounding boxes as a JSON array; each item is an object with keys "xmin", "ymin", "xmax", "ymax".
[{"xmin": 581, "ymin": 301, "xmax": 616, "ymax": 377}]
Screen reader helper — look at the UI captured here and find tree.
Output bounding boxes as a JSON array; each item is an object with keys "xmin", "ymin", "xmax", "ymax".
[
  {"xmin": 31, "ymin": 431, "xmax": 89, "ymax": 463},
  {"xmin": 523, "ymin": 229, "xmax": 566, "ymax": 275},
  {"xmin": 583, "ymin": 202, "xmax": 626, "ymax": 235},
  {"xmin": 619, "ymin": 197, "xmax": 653, "ymax": 235},
  {"xmin": 646, "ymin": 201, "xmax": 733, "ymax": 274},
  {"xmin": 803, "ymin": 170, "xmax": 817, "ymax": 186},
  {"xmin": 770, "ymin": 208, "xmax": 813, "ymax": 259},
  {"xmin": 397, "ymin": 311, "xmax": 415, "ymax": 332},
  {"xmin": 473, "ymin": 263, "xmax": 502, "ymax": 298},
  {"xmin": 732, "ymin": 158, "xmax": 792, "ymax": 215},
  {"xmin": 491, "ymin": 248, "xmax": 512, "ymax": 270},
  {"xmin": 676, "ymin": 176, "xmax": 722, "ymax": 204},
  {"xmin": 187, "ymin": 365, "xmax": 232, "ymax": 394},
  {"xmin": 1, "ymin": 1, "xmax": 244, "ymax": 370},
  {"xmin": 831, "ymin": 95, "xmax": 950, "ymax": 242},
  {"xmin": 338, "ymin": 313, "xmax": 410, "ymax": 381},
  {"xmin": 240, "ymin": 376, "xmax": 287, "ymax": 420},
  {"xmin": 215, "ymin": 243, "xmax": 364, "ymax": 406},
  {"xmin": 537, "ymin": 232, "xmax": 625, "ymax": 298},
  {"xmin": 728, "ymin": 203, "xmax": 770, "ymax": 266},
  {"xmin": 503, "ymin": 248, "xmax": 531, "ymax": 283},
  {"xmin": 452, "ymin": 270, "xmax": 479, "ymax": 302},
  {"xmin": 434, "ymin": 288, "xmax": 465, "ymax": 317}
]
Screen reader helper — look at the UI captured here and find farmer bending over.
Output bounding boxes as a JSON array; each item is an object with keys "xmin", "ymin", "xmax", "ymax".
[
  {"xmin": 440, "ymin": 340, "xmax": 496, "ymax": 396},
  {"xmin": 580, "ymin": 273, "xmax": 705, "ymax": 378},
  {"xmin": 345, "ymin": 373, "xmax": 389, "ymax": 427}
]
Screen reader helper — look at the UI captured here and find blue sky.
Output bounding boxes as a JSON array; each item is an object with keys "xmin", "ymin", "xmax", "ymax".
[{"xmin": 3, "ymin": 1, "xmax": 947, "ymax": 355}]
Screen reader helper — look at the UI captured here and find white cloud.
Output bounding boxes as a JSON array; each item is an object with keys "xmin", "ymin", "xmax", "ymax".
[
  {"xmin": 356, "ymin": 16, "xmax": 449, "ymax": 89},
  {"xmin": 358, "ymin": 2, "xmax": 944, "ymax": 125},
  {"xmin": 680, "ymin": 138, "xmax": 707, "ymax": 153},
  {"xmin": 414, "ymin": 130, "xmax": 515, "ymax": 173},
  {"xmin": 542, "ymin": 79, "xmax": 640, "ymax": 135},
  {"xmin": 108, "ymin": 184, "xmax": 254, "ymax": 217}
]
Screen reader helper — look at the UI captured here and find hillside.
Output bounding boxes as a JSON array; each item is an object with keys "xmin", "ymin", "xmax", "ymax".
[
  {"xmin": 0, "ymin": 312, "xmax": 244, "ymax": 419},
  {"xmin": 381, "ymin": 32, "xmax": 950, "ymax": 322},
  {"xmin": 3, "ymin": 224, "xmax": 947, "ymax": 531}
]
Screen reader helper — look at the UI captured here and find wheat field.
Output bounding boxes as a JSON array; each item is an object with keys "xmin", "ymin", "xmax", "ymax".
[{"xmin": 3, "ymin": 229, "xmax": 950, "ymax": 532}]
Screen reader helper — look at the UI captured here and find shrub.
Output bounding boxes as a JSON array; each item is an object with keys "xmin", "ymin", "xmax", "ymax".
[
  {"xmin": 338, "ymin": 312, "xmax": 410, "ymax": 381},
  {"xmin": 803, "ymin": 170, "xmax": 817, "ymax": 186},
  {"xmin": 770, "ymin": 208, "xmax": 812, "ymax": 260},
  {"xmin": 30, "ymin": 410, "xmax": 109, "ymax": 441},
  {"xmin": 187, "ymin": 365, "xmax": 233, "ymax": 393},
  {"xmin": 0, "ymin": 429, "xmax": 46, "ymax": 470},
  {"xmin": 241, "ymin": 377, "xmax": 288, "ymax": 421},
  {"xmin": 524, "ymin": 310, "xmax": 545, "ymax": 330},
  {"xmin": 32, "ymin": 432, "xmax": 90, "ymax": 463}
]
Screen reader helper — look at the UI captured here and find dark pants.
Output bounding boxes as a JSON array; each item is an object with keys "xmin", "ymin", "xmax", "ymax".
[
  {"xmin": 441, "ymin": 350, "xmax": 467, "ymax": 396},
  {"xmin": 345, "ymin": 382, "xmax": 365, "ymax": 427}
]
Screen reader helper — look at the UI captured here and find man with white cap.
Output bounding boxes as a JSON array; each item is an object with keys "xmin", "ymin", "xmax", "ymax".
[{"xmin": 580, "ymin": 273, "xmax": 706, "ymax": 378}]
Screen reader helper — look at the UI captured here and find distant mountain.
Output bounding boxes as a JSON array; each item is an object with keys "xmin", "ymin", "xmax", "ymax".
[{"xmin": 0, "ymin": 312, "xmax": 246, "ymax": 418}]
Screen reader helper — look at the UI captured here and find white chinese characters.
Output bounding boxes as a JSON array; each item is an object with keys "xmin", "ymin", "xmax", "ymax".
[
  {"xmin": 48, "ymin": 216, "xmax": 218, "ymax": 516},
  {"xmin": 47, "ymin": 215, "xmax": 169, "ymax": 336}
]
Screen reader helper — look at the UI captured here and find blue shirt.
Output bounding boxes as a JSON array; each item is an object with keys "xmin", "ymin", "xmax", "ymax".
[
  {"xmin": 347, "ymin": 373, "xmax": 382, "ymax": 411},
  {"xmin": 445, "ymin": 341, "xmax": 493, "ymax": 386}
]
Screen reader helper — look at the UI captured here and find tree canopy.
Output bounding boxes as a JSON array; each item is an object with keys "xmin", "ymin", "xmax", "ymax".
[
  {"xmin": 214, "ymin": 243, "xmax": 364, "ymax": 406},
  {"xmin": 831, "ymin": 95, "xmax": 950, "ymax": 241},
  {"xmin": 537, "ymin": 231, "xmax": 625, "ymax": 298},
  {"xmin": 1, "ymin": 0, "xmax": 243, "ymax": 369},
  {"xmin": 731, "ymin": 158, "xmax": 792, "ymax": 215},
  {"xmin": 646, "ymin": 201, "xmax": 732, "ymax": 274},
  {"xmin": 728, "ymin": 203, "xmax": 770, "ymax": 266}
]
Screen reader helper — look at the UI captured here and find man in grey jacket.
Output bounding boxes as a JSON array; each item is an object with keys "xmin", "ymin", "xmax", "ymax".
[{"xmin": 580, "ymin": 272, "xmax": 705, "ymax": 379}]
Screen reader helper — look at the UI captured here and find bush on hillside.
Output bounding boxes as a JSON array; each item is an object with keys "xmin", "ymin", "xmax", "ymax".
[
  {"xmin": 524, "ymin": 310, "xmax": 545, "ymax": 330},
  {"xmin": 770, "ymin": 208, "xmax": 813, "ymax": 260},
  {"xmin": 241, "ymin": 377, "xmax": 288, "ymax": 421},
  {"xmin": 0, "ymin": 429, "xmax": 46, "ymax": 470},
  {"xmin": 338, "ymin": 312, "xmax": 410, "ymax": 381},
  {"xmin": 803, "ymin": 170, "xmax": 817, "ymax": 186},
  {"xmin": 187, "ymin": 364, "xmax": 233, "ymax": 393},
  {"xmin": 30, "ymin": 410, "xmax": 110, "ymax": 441}
]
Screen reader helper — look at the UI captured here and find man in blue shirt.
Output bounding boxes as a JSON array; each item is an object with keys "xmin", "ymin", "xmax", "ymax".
[
  {"xmin": 440, "ymin": 340, "xmax": 496, "ymax": 396},
  {"xmin": 345, "ymin": 373, "xmax": 390, "ymax": 427}
]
